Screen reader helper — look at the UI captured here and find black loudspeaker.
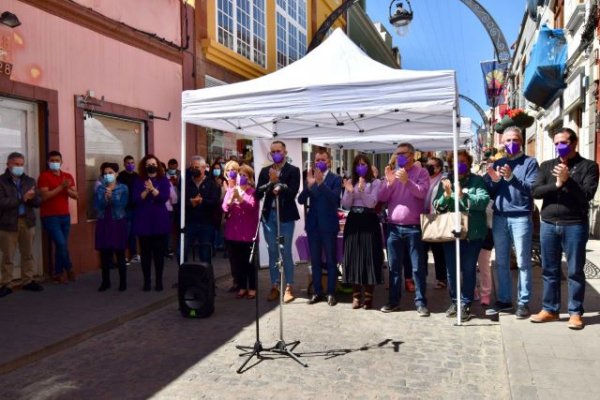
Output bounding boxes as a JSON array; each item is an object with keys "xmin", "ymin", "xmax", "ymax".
[{"xmin": 178, "ymin": 262, "xmax": 215, "ymax": 318}]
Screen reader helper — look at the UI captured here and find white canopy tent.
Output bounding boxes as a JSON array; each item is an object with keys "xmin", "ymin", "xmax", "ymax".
[
  {"xmin": 311, "ymin": 117, "xmax": 474, "ymax": 153},
  {"xmin": 180, "ymin": 29, "xmax": 466, "ymax": 324}
]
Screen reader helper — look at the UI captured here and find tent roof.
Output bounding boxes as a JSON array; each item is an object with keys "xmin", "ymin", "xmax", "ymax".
[{"xmin": 182, "ymin": 29, "xmax": 458, "ymax": 140}]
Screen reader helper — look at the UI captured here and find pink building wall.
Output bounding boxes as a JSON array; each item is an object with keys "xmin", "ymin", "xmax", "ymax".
[{"xmin": 2, "ymin": 1, "xmax": 183, "ymax": 223}]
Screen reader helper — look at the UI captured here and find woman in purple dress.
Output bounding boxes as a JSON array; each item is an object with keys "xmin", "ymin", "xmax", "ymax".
[
  {"xmin": 94, "ymin": 162, "xmax": 129, "ymax": 291},
  {"xmin": 133, "ymin": 155, "xmax": 171, "ymax": 291}
]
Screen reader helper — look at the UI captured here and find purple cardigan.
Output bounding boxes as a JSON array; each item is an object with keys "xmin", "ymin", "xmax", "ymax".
[
  {"xmin": 132, "ymin": 176, "xmax": 171, "ymax": 236},
  {"xmin": 222, "ymin": 187, "xmax": 259, "ymax": 242}
]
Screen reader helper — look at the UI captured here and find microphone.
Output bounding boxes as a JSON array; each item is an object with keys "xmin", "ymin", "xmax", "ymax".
[{"xmin": 273, "ymin": 183, "xmax": 287, "ymax": 195}]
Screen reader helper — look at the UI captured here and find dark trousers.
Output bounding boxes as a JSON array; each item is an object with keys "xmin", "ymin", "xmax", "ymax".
[
  {"xmin": 422, "ymin": 241, "xmax": 447, "ymax": 281},
  {"xmin": 227, "ymin": 240, "xmax": 256, "ymax": 291},
  {"xmin": 139, "ymin": 235, "xmax": 167, "ymax": 288},
  {"xmin": 99, "ymin": 249, "xmax": 126, "ymax": 288},
  {"xmin": 308, "ymin": 230, "xmax": 338, "ymax": 295}
]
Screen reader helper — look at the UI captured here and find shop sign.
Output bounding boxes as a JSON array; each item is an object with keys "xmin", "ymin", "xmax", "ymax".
[
  {"xmin": 544, "ymin": 97, "xmax": 561, "ymax": 125},
  {"xmin": 563, "ymin": 73, "xmax": 583, "ymax": 112}
]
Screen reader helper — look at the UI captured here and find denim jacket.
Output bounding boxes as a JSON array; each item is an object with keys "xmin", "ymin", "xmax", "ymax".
[{"xmin": 94, "ymin": 183, "xmax": 128, "ymax": 220}]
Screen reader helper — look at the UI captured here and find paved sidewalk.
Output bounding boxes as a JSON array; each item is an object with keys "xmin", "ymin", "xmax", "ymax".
[
  {"xmin": 0, "ymin": 241, "xmax": 599, "ymax": 399},
  {"xmin": 0, "ymin": 253, "xmax": 232, "ymax": 375}
]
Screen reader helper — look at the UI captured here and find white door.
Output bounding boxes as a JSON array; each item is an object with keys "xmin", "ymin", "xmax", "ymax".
[{"xmin": 0, "ymin": 96, "xmax": 42, "ymax": 282}]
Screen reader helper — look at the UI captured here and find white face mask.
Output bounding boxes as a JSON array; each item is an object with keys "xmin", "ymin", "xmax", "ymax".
[{"xmin": 48, "ymin": 162, "xmax": 61, "ymax": 171}]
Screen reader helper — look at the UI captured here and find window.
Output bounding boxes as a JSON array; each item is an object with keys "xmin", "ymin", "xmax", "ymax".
[
  {"xmin": 84, "ymin": 114, "xmax": 145, "ymax": 220},
  {"xmin": 217, "ymin": 0, "xmax": 266, "ymax": 67},
  {"xmin": 276, "ymin": 0, "xmax": 307, "ymax": 68}
]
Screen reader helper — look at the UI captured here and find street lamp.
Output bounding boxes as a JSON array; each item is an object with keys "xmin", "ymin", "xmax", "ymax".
[
  {"xmin": 388, "ymin": 0, "xmax": 413, "ymax": 36},
  {"xmin": 0, "ymin": 12, "xmax": 21, "ymax": 28}
]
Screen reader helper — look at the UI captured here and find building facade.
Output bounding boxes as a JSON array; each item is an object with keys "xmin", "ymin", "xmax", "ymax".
[
  {"xmin": 0, "ymin": 0, "xmax": 192, "ymax": 276},
  {"xmin": 505, "ymin": 0, "xmax": 599, "ymax": 235}
]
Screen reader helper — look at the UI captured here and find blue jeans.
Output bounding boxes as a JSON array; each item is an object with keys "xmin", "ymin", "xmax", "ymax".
[
  {"xmin": 492, "ymin": 215, "xmax": 533, "ymax": 306},
  {"xmin": 41, "ymin": 215, "xmax": 73, "ymax": 275},
  {"xmin": 184, "ymin": 223, "xmax": 214, "ymax": 264},
  {"xmin": 443, "ymin": 239, "xmax": 482, "ymax": 306},
  {"xmin": 308, "ymin": 230, "xmax": 338, "ymax": 295},
  {"xmin": 263, "ymin": 212, "xmax": 295, "ymax": 285},
  {"xmin": 387, "ymin": 224, "xmax": 427, "ymax": 307},
  {"xmin": 540, "ymin": 221, "xmax": 588, "ymax": 315}
]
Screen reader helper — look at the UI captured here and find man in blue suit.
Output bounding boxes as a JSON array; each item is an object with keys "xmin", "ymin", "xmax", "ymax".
[{"xmin": 298, "ymin": 149, "xmax": 342, "ymax": 306}]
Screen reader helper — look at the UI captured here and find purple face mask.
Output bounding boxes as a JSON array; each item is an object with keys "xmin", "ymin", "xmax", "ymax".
[
  {"xmin": 356, "ymin": 164, "xmax": 368, "ymax": 178},
  {"xmin": 505, "ymin": 141, "xmax": 520, "ymax": 155},
  {"xmin": 556, "ymin": 142, "xmax": 570, "ymax": 158},
  {"xmin": 271, "ymin": 152, "xmax": 285, "ymax": 164},
  {"xmin": 315, "ymin": 161, "xmax": 328, "ymax": 172},
  {"xmin": 458, "ymin": 162, "xmax": 469, "ymax": 175},
  {"xmin": 239, "ymin": 175, "xmax": 248, "ymax": 186},
  {"xmin": 396, "ymin": 155, "xmax": 408, "ymax": 168},
  {"xmin": 125, "ymin": 164, "xmax": 135, "ymax": 172},
  {"xmin": 228, "ymin": 170, "xmax": 237, "ymax": 180}
]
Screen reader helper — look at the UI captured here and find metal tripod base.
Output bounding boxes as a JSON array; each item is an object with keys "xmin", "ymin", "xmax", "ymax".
[
  {"xmin": 265, "ymin": 340, "xmax": 307, "ymax": 368},
  {"xmin": 236, "ymin": 341, "xmax": 266, "ymax": 374}
]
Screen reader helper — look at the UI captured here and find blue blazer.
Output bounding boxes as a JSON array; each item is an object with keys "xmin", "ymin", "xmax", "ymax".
[{"xmin": 298, "ymin": 171, "xmax": 342, "ymax": 233}]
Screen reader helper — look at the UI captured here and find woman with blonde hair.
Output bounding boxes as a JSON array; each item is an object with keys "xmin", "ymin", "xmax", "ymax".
[{"xmin": 223, "ymin": 163, "xmax": 259, "ymax": 299}]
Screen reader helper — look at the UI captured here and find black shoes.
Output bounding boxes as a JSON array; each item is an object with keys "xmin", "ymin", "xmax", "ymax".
[
  {"xmin": 22, "ymin": 281, "xmax": 44, "ymax": 292},
  {"xmin": 380, "ymin": 303, "xmax": 401, "ymax": 313},
  {"xmin": 97, "ymin": 282, "xmax": 111, "ymax": 292},
  {"xmin": 445, "ymin": 303, "xmax": 457, "ymax": 318},
  {"xmin": 485, "ymin": 301, "xmax": 514, "ymax": 316},
  {"xmin": 0, "ymin": 286, "xmax": 13, "ymax": 298},
  {"xmin": 515, "ymin": 304, "xmax": 531, "ymax": 319},
  {"xmin": 417, "ymin": 305, "xmax": 430, "ymax": 317},
  {"xmin": 308, "ymin": 294, "xmax": 325, "ymax": 304},
  {"xmin": 446, "ymin": 303, "xmax": 472, "ymax": 321},
  {"xmin": 327, "ymin": 294, "xmax": 337, "ymax": 306}
]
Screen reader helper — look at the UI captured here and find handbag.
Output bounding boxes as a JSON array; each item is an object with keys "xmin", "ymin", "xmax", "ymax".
[{"xmin": 420, "ymin": 212, "xmax": 468, "ymax": 243}]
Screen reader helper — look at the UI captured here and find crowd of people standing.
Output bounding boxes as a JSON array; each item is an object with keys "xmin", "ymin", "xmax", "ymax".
[{"xmin": 0, "ymin": 126, "xmax": 598, "ymax": 331}]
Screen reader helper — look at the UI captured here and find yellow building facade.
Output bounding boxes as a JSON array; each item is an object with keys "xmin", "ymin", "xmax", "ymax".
[{"xmin": 201, "ymin": 0, "xmax": 346, "ymax": 80}]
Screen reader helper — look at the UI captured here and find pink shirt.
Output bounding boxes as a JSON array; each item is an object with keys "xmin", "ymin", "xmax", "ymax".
[
  {"xmin": 222, "ymin": 187, "xmax": 259, "ymax": 242},
  {"xmin": 378, "ymin": 165, "xmax": 430, "ymax": 225},
  {"xmin": 341, "ymin": 179, "xmax": 381, "ymax": 209}
]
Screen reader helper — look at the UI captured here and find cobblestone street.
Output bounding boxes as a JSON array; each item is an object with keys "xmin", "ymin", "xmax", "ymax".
[{"xmin": 0, "ymin": 267, "xmax": 510, "ymax": 400}]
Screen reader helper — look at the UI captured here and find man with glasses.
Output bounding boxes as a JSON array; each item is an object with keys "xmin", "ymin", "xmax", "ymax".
[
  {"xmin": 484, "ymin": 126, "xmax": 539, "ymax": 319},
  {"xmin": 379, "ymin": 143, "xmax": 430, "ymax": 316},
  {"xmin": 530, "ymin": 128, "xmax": 598, "ymax": 329},
  {"xmin": 256, "ymin": 141, "xmax": 300, "ymax": 303}
]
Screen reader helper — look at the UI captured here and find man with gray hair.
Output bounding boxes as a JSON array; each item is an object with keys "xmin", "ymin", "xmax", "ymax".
[
  {"xmin": 183, "ymin": 155, "xmax": 219, "ymax": 263},
  {"xmin": 0, "ymin": 152, "xmax": 43, "ymax": 297},
  {"xmin": 484, "ymin": 126, "xmax": 539, "ymax": 318}
]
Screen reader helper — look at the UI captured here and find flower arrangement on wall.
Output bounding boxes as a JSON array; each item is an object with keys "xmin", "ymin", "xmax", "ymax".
[{"xmin": 494, "ymin": 108, "xmax": 535, "ymax": 133}]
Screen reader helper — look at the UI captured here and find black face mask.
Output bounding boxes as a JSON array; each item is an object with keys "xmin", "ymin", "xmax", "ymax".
[
  {"xmin": 146, "ymin": 165, "xmax": 158, "ymax": 174},
  {"xmin": 425, "ymin": 165, "xmax": 436, "ymax": 176},
  {"xmin": 190, "ymin": 168, "xmax": 201, "ymax": 178}
]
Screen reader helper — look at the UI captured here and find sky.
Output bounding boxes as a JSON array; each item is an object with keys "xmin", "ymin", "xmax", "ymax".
[{"xmin": 367, "ymin": 0, "xmax": 526, "ymax": 129}]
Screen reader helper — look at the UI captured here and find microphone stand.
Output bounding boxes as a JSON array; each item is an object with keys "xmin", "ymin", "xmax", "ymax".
[
  {"xmin": 265, "ymin": 189, "xmax": 307, "ymax": 367},
  {"xmin": 236, "ymin": 201, "xmax": 265, "ymax": 373}
]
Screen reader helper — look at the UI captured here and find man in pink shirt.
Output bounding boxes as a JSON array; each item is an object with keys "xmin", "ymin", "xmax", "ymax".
[{"xmin": 378, "ymin": 143, "xmax": 430, "ymax": 316}]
